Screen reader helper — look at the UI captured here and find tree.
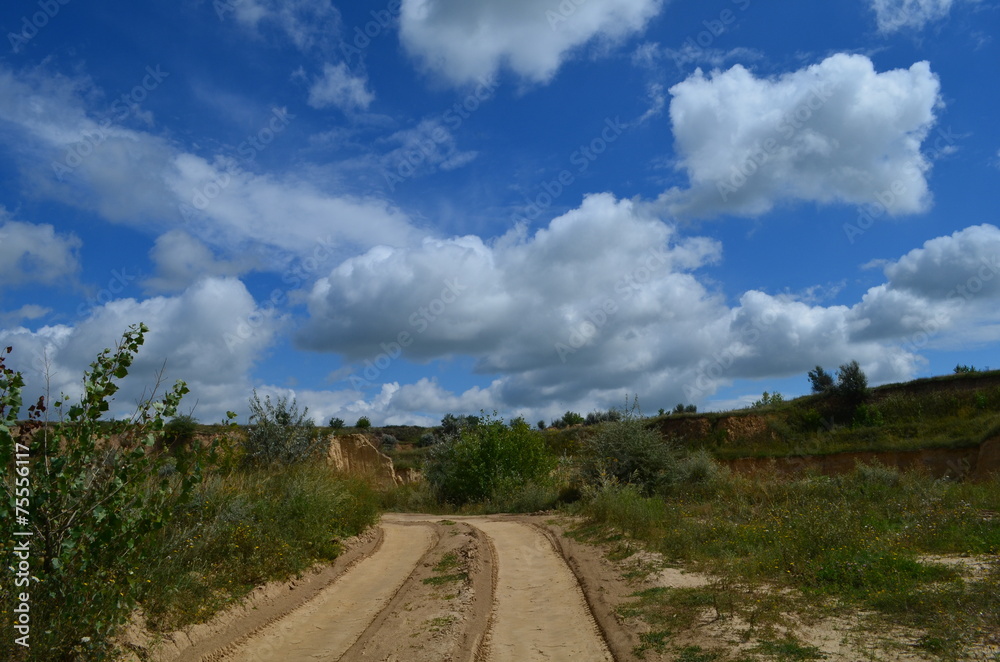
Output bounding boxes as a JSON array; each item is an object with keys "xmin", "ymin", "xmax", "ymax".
[
  {"xmin": 684, "ymin": 404, "xmax": 697, "ymax": 413},
  {"xmin": 561, "ymin": 411, "xmax": 585, "ymax": 427},
  {"xmin": 537, "ymin": 419, "xmax": 546, "ymax": 430},
  {"xmin": 328, "ymin": 417, "xmax": 345, "ymax": 429},
  {"xmin": 808, "ymin": 366, "xmax": 835, "ymax": 393},
  {"xmin": 1, "ymin": 324, "xmax": 205, "ymax": 658},
  {"xmin": 836, "ymin": 360, "xmax": 869, "ymax": 401},
  {"xmin": 954, "ymin": 364, "xmax": 978, "ymax": 374},
  {"xmin": 355, "ymin": 416, "xmax": 371, "ymax": 429},
  {"xmin": 751, "ymin": 391, "xmax": 784, "ymax": 409}
]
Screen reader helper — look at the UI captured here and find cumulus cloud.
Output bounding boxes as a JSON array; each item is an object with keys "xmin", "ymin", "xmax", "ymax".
[
  {"xmin": 0, "ymin": 212, "xmax": 81, "ymax": 287},
  {"xmin": 307, "ymin": 63, "xmax": 375, "ymax": 111},
  {"xmin": 661, "ymin": 54, "xmax": 942, "ymax": 218},
  {"xmin": 144, "ymin": 230, "xmax": 255, "ymax": 293},
  {"xmin": 870, "ymin": 0, "xmax": 973, "ymax": 32},
  {"xmin": 0, "ymin": 277, "xmax": 280, "ymax": 422},
  {"xmin": 399, "ymin": 0, "xmax": 664, "ymax": 85},
  {"xmin": 295, "ymin": 189, "xmax": 1000, "ymax": 420}
]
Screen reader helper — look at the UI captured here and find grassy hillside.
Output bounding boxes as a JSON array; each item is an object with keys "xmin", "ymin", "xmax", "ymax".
[{"xmin": 650, "ymin": 370, "xmax": 1000, "ymax": 459}]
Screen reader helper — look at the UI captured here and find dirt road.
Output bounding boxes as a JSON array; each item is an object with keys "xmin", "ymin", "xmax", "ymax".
[{"xmin": 172, "ymin": 514, "xmax": 624, "ymax": 662}]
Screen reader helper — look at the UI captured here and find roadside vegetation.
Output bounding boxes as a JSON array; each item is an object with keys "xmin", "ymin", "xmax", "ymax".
[{"xmin": 0, "ymin": 325, "xmax": 380, "ymax": 661}]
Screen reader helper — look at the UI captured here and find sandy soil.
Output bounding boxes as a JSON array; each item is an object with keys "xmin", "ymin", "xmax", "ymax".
[
  {"xmin": 143, "ymin": 514, "xmax": 627, "ymax": 662},
  {"xmin": 134, "ymin": 515, "xmax": 998, "ymax": 662}
]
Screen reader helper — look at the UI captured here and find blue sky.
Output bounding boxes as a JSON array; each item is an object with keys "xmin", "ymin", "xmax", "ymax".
[{"xmin": 1, "ymin": 0, "xmax": 998, "ymax": 426}]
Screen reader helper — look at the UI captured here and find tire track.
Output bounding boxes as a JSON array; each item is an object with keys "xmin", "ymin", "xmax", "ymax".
[
  {"xmin": 472, "ymin": 520, "xmax": 615, "ymax": 662},
  {"xmin": 217, "ymin": 522, "xmax": 436, "ymax": 661}
]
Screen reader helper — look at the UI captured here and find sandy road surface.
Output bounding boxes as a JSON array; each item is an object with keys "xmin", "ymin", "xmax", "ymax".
[{"xmin": 192, "ymin": 514, "xmax": 618, "ymax": 662}]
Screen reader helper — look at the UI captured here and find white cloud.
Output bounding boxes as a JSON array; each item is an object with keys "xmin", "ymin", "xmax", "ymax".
[
  {"xmin": 0, "ymin": 305, "xmax": 52, "ymax": 327},
  {"xmin": 399, "ymin": 0, "xmax": 665, "ymax": 85},
  {"xmin": 296, "ymin": 191, "xmax": 1000, "ymax": 421},
  {"xmin": 0, "ymin": 212, "xmax": 81, "ymax": 287},
  {"xmin": 227, "ymin": 0, "xmax": 342, "ymax": 54},
  {"xmin": 0, "ymin": 277, "xmax": 280, "ymax": 422},
  {"xmin": 308, "ymin": 63, "xmax": 375, "ymax": 111},
  {"xmin": 144, "ymin": 230, "xmax": 256, "ymax": 293},
  {"xmin": 661, "ymin": 54, "xmax": 942, "ymax": 218},
  {"xmin": 0, "ymin": 64, "xmax": 422, "ymax": 271},
  {"xmin": 632, "ymin": 41, "xmax": 762, "ymax": 71},
  {"xmin": 870, "ymin": 0, "xmax": 974, "ymax": 32}
]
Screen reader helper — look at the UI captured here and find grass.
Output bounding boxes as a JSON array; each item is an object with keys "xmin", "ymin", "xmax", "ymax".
[
  {"xmin": 576, "ymin": 463, "xmax": 1000, "ymax": 659},
  {"xmin": 422, "ymin": 552, "xmax": 468, "ymax": 586},
  {"xmin": 135, "ymin": 462, "xmax": 380, "ymax": 632},
  {"xmin": 653, "ymin": 371, "xmax": 1000, "ymax": 459}
]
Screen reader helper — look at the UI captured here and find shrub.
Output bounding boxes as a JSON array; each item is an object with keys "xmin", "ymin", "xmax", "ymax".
[
  {"xmin": 355, "ymin": 416, "xmax": 371, "ymax": 429},
  {"xmin": 580, "ymin": 405, "xmax": 678, "ymax": 495},
  {"xmin": 561, "ymin": 411, "xmax": 585, "ymax": 426},
  {"xmin": 675, "ymin": 449, "xmax": 728, "ymax": 487},
  {"xmin": 425, "ymin": 414, "xmax": 556, "ymax": 505},
  {"xmin": 244, "ymin": 391, "xmax": 326, "ymax": 465},
  {"xmin": 328, "ymin": 417, "xmax": 345, "ymax": 429},
  {"xmin": 0, "ymin": 324, "xmax": 203, "ymax": 660},
  {"xmin": 417, "ymin": 431, "xmax": 438, "ymax": 447},
  {"xmin": 379, "ymin": 433, "xmax": 399, "ymax": 451},
  {"xmin": 162, "ymin": 413, "xmax": 198, "ymax": 451}
]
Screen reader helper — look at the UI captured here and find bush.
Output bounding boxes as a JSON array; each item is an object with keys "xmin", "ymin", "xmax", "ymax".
[
  {"xmin": 417, "ymin": 431, "xmax": 439, "ymax": 447},
  {"xmin": 163, "ymin": 413, "xmax": 198, "ymax": 451},
  {"xmin": 425, "ymin": 414, "xmax": 556, "ymax": 506},
  {"xmin": 244, "ymin": 392, "xmax": 326, "ymax": 465},
  {"xmin": 379, "ymin": 433, "xmax": 398, "ymax": 451},
  {"xmin": 328, "ymin": 417, "xmax": 345, "ymax": 429},
  {"xmin": 355, "ymin": 416, "xmax": 371, "ymax": 429},
  {"xmin": 580, "ymin": 405, "xmax": 679, "ymax": 495},
  {"xmin": 675, "ymin": 449, "xmax": 728, "ymax": 487},
  {"xmin": 0, "ymin": 324, "xmax": 203, "ymax": 660}
]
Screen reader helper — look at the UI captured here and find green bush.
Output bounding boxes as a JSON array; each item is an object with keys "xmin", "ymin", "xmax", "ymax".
[
  {"xmin": 425, "ymin": 413, "xmax": 556, "ymax": 506},
  {"xmin": 163, "ymin": 413, "xmax": 199, "ymax": 451},
  {"xmin": 244, "ymin": 392, "xmax": 327, "ymax": 465},
  {"xmin": 355, "ymin": 416, "xmax": 371, "ymax": 429},
  {"xmin": 580, "ymin": 407, "xmax": 678, "ymax": 495}
]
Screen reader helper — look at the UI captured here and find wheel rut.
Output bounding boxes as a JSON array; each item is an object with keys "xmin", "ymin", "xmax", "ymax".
[{"xmin": 169, "ymin": 514, "xmax": 624, "ymax": 662}]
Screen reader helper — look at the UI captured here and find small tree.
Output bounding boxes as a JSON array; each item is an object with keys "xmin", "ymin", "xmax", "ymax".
[
  {"xmin": 561, "ymin": 411, "xmax": 585, "ymax": 427},
  {"xmin": 954, "ymin": 364, "xmax": 978, "ymax": 374},
  {"xmin": 836, "ymin": 360, "xmax": 869, "ymax": 401},
  {"xmin": 0, "ymin": 324, "xmax": 204, "ymax": 659},
  {"xmin": 537, "ymin": 419, "xmax": 546, "ymax": 430},
  {"xmin": 751, "ymin": 391, "xmax": 784, "ymax": 409},
  {"xmin": 355, "ymin": 416, "xmax": 371, "ymax": 429},
  {"xmin": 328, "ymin": 416, "xmax": 345, "ymax": 429},
  {"xmin": 684, "ymin": 404, "xmax": 697, "ymax": 413},
  {"xmin": 808, "ymin": 366, "xmax": 835, "ymax": 393}
]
